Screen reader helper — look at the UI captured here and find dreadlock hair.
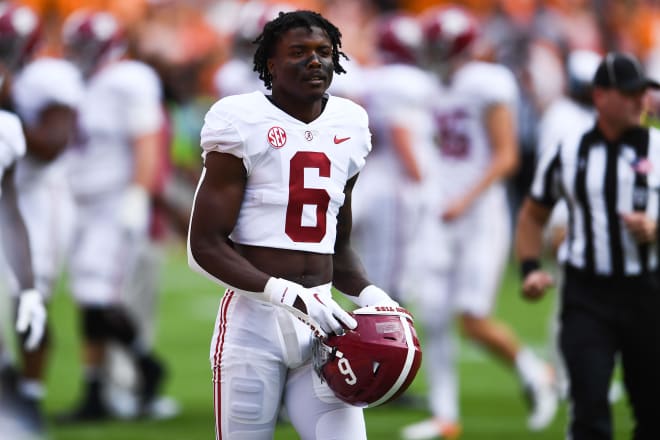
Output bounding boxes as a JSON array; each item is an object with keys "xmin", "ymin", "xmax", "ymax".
[{"xmin": 253, "ymin": 10, "xmax": 348, "ymax": 90}]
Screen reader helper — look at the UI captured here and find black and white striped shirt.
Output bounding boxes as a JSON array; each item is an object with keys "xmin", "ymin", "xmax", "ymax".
[{"xmin": 530, "ymin": 124, "xmax": 660, "ymax": 277}]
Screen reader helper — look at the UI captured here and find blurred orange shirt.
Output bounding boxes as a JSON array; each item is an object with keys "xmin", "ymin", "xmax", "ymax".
[
  {"xmin": 19, "ymin": 0, "xmax": 147, "ymax": 25},
  {"xmin": 401, "ymin": 0, "xmax": 496, "ymax": 15}
]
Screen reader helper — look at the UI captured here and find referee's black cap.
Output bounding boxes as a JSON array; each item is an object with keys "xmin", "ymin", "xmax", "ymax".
[{"xmin": 593, "ymin": 52, "xmax": 660, "ymax": 93}]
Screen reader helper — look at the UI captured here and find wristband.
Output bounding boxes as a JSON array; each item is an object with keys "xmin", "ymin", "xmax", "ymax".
[
  {"xmin": 350, "ymin": 285, "xmax": 398, "ymax": 308},
  {"xmin": 520, "ymin": 259, "xmax": 540, "ymax": 279},
  {"xmin": 262, "ymin": 277, "xmax": 296, "ymax": 306}
]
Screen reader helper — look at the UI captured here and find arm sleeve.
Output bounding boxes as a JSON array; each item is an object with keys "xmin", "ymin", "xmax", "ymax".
[
  {"xmin": 11, "ymin": 58, "xmax": 84, "ymax": 126},
  {"xmin": 474, "ymin": 65, "xmax": 519, "ymax": 108},
  {"xmin": 200, "ymin": 101, "xmax": 249, "ymax": 172},
  {"xmin": 529, "ymin": 140, "xmax": 562, "ymax": 207},
  {"xmin": 347, "ymin": 105, "xmax": 372, "ymax": 179},
  {"xmin": 122, "ymin": 65, "xmax": 164, "ymax": 136},
  {"xmin": 0, "ymin": 111, "xmax": 26, "ymax": 176}
]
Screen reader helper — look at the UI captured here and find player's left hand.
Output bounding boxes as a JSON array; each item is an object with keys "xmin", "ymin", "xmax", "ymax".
[
  {"xmin": 621, "ymin": 212, "xmax": 656, "ymax": 243},
  {"xmin": 119, "ymin": 185, "xmax": 150, "ymax": 235},
  {"xmin": 441, "ymin": 197, "xmax": 471, "ymax": 222},
  {"xmin": 349, "ymin": 285, "xmax": 399, "ymax": 308},
  {"xmin": 16, "ymin": 289, "xmax": 47, "ymax": 351}
]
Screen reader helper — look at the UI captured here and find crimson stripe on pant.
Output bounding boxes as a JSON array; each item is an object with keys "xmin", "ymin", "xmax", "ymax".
[{"xmin": 213, "ymin": 289, "xmax": 234, "ymax": 440}]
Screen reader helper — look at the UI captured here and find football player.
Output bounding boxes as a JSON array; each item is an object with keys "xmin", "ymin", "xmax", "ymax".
[
  {"xmin": 57, "ymin": 9, "xmax": 169, "ymax": 422},
  {"xmin": 212, "ymin": 1, "xmax": 294, "ymax": 99},
  {"xmin": 352, "ymin": 12, "xmax": 437, "ymax": 304},
  {"xmin": 0, "ymin": 2, "xmax": 78, "ymax": 435},
  {"xmin": 535, "ymin": 49, "xmax": 609, "ymax": 402},
  {"xmin": 187, "ymin": 10, "xmax": 403, "ymax": 439},
  {"xmin": 537, "ymin": 49, "xmax": 602, "ymax": 259},
  {"xmin": 0, "ymin": 98, "xmax": 46, "ymax": 440},
  {"xmin": 402, "ymin": 7, "xmax": 558, "ymax": 440}
]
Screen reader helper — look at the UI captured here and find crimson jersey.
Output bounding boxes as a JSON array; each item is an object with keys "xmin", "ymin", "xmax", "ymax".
[{"xmin": 198, "ymin": 91, "xmax": 371, "ymax": 254}]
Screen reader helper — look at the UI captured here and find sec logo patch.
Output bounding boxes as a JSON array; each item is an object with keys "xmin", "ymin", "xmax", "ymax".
[{"xmin": 268, "ymin": 126, "xmax": 287, "ymax": 149}]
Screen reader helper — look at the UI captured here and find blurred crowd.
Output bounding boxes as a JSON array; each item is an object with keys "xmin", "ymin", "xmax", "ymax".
[
  {"xmin": 2, "ymin": 0, "xmax": 660, "ymax": 439},
  {"xmin": 8, "ymin": 0, "xmax": 658, "ymax": 212},
  {"xmin": 7, "ymin": 0, "xmax": 660, "ymax": 202}
]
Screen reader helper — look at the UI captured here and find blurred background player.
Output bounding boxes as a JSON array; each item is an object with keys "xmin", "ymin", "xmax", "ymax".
[
  {"xmin": 212, "ymin": 1, "xmax": 293, "ymax": 99},
  {"xmin": 402, "ymin": 6, "xmax": 558, "ymax": 439},
  {"xmin": 352, "ymin": 11, "xmax": 436, "ymax": 304},
  {"xmin": 0, "ymin": 2, "xmax": 79, "ymax": 436},
  {"xmin": 0, "ymin": 87, "xmax": 46, "ymax": 440},
  {"xmin": 56, "ymin": 9, "xmax": 170, "ymax": 422}
]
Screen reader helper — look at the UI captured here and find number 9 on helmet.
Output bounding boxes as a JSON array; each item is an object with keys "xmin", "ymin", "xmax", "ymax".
[{"xmin": 312, "ymin": 306, "xmax": 422, "ymax": 408}]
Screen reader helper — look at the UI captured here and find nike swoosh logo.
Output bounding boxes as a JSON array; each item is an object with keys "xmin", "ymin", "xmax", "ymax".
[{"xmin": 334, "ymin": 135, "xmax": 351, "ymax": 144}]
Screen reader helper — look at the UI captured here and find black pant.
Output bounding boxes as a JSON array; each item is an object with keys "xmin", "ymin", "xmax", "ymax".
[{"xmin": 559, "ymin": 267, "xmax": 660, "ymax": 440}]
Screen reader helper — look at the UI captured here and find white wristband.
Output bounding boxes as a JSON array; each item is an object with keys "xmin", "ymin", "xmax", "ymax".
[
  {"xmin": 351, "ymin": 285, "xmax": 398, "ymax": 308},
  {"xmin": 263, "ymin": 277, "xmax": 296, "ymax": 306}
]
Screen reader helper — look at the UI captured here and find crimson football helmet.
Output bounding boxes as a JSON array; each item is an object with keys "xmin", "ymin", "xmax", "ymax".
[
  {"xmin": 61, "ymin": 10, "xmax": 125, "ymax": 77},
  {"xmin": 375, "ymin": 13, "xmax": 423, "ymax": 65},
  {"xmin": 420, "ymin": 6, "xmax": 478, "ymax": 62},
  {"xmin": 0, "ymin": 2, "xmax": 41, "ymax": 72},
  {"xmin": 312, "ymin": 306, "xmax": 422, "ymax": 408}
]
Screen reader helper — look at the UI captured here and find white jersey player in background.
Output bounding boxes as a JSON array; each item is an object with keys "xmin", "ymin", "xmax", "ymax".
[
  {"xmin": 0, "ymin": 106, "xmax": 47, "ymax": 440},
  {"xmin": 9, "ymin": 54, "xmax": 83, "ymax": 436},
  {"xmin": 352, "ymin": 12, "xmax": 437, "ymax": 304},
  {"xmin": 0, "ymin": 108, "xmax": 42, "ymax": 440},
  {"xmin": 537, "ymin": 49, "xmax": 602, "ymax": 258},
  {"xmin": 535, "ymin": 49, "xmax": 606, "ymax": 402},
  {"xmin": 402, "ymin": 7, "xmax": 558, "ymax": 440},
  {"xmin": 56, "ymin": 10, "xmax": 173, "ymax": 423},
  {"xmin": 0, "ymin": 3, "xmax": 71, "ymax": 437},
  {"xmin": 211, "ymin": 1, "xmax": 293, "ymax": 99}
]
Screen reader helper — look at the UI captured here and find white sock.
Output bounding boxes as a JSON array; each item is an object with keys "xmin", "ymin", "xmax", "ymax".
[
  {"xmin": 19, "ymin": 379, "xmax": 45, "ymax": 400},
  {"xmin": 515, "ymin": 347, "xmax": 543, "ymax": 386}
]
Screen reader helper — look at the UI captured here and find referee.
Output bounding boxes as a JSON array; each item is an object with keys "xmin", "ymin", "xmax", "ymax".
[{"xmin": 515, "ymin": 52, "xmax": 660, "ymax": 440}]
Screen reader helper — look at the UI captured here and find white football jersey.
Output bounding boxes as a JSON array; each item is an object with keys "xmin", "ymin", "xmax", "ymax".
[
  {"xmin": 199, "ymin": 91, "xmax": 371, "ymax": 254},
  {"xmin": 327, "ymin": 56, "xmax": 366, "ymax": 102},
  {"xmin": 0, "ymin": 110, "xmax": 26, "ymax": 195},
  {"xmin": 11, "ymin": 57, "xmax": 84, "ymax": 188},
  {"xmin": 361, "ymin": 63, "xmax": 437, "ymax": 183},
  {"xmin": 12, "ymin": 57, "xmax": 83, "ymax": 126},
  {"xmin": 213, "ymin": 58, "xmax": 267, "ymax": 98},
  {"xmin": 67, "ymin": 60, "xmax": 164, "ymax": 197},
  {"xmin": 537, "ymin": 96, "xmax": 596, "ymax": 263},
  {"xmin": 431, "ymin": 61, "xmax": 519, "ymax": 205}
]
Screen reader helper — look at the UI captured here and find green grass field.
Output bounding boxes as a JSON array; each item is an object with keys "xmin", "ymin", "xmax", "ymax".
[{"xmin": 40, "ymin": 243, "xmax": 635, "ymax": 439}]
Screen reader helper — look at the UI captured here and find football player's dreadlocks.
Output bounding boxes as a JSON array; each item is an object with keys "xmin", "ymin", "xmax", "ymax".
[{"xmin": 253, "ymin": 10, "xmax": 348, "ymax": 90}]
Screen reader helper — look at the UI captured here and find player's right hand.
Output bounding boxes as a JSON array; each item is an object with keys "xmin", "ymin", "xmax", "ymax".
[
  {"xmin": 522, "ymin": 270, "xmax": 554, "ymax": 301},
  {"xmin": 264, "ymin": 277, "xmax": 357, "ymax": 338}
]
